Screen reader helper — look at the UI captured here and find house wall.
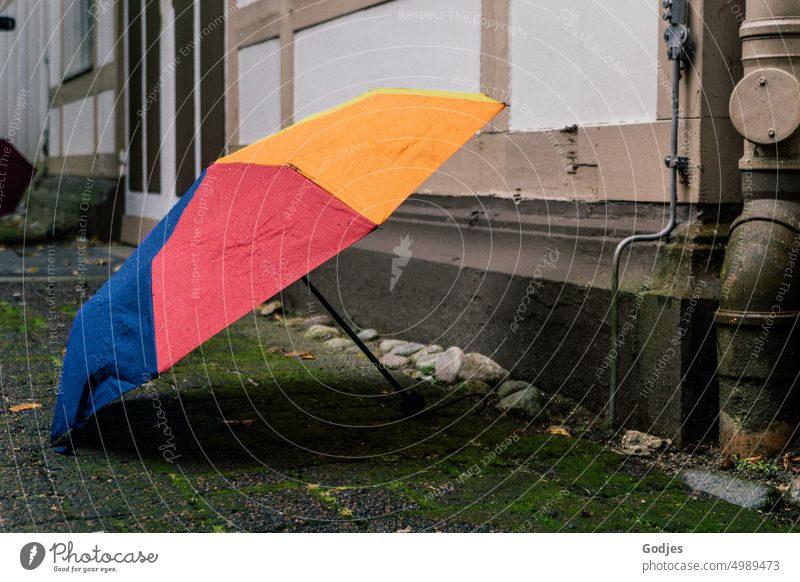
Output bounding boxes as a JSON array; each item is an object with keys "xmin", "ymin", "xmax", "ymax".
[
  {"xmin": 47, "ymin": 0, "xmax": 122, "ymax": 180},
  {"xmin": 0, "ymin": 0, "xmax": 49, "ymax": 166},
  {"xmin": 225, "ymin": 0, "xmax": 741, "ymax": 207}
]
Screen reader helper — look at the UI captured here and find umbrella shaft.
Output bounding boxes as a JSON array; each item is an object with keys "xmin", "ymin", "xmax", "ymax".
[{"xmin": 300, "ymin": 276, "xmax": 407, "ymax": 398}]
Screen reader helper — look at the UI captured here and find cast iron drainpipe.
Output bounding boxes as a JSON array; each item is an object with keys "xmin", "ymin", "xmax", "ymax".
[{"xmin": 608, "ymin": 3, "xmax": 691, "ymax": 425}]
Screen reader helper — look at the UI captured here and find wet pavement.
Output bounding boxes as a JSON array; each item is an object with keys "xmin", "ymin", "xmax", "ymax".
[{"xmin": 0, "ymin": 242, "xmax": 797, "ymax": 532}]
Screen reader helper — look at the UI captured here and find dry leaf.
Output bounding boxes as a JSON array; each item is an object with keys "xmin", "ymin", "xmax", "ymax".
[
  {"xmin": 220, "ymin": 419, "xmax": 256, "ymax": 427},
  {"xmin": 25, "ymin": 266, "xmax": 39, "ymax": 274},
  {"xmin": 286, "ymin": 351, "xmax": 315, "ymax": 360},
  {"xmin": 783, "ymin": 453, "xmax": 800, "ymax": 471},
  {"xmin": 546, "ymin": 425, "xmax": 572, "ymax": 437},
  {"xmin": 720, "ymin": 456, "xmax": 735, "ymax": 470},
  {"xmin": 742, "ymin": 455, "xmax": 764, "ymax": 464},
  {"xmin": 9, "ymin": 402, "xmax": 42, "ymax": 413}
]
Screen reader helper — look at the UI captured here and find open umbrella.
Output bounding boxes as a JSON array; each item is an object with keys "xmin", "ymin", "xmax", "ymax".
[{"xmin": 51, "ymin": 88, "xmax": 504, "ymax": 445}]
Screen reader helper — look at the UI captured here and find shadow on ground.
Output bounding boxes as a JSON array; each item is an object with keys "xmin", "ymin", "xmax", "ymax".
[{"xmin": 1, "ymin": 277, "xmax": 796, "ymax": 532}]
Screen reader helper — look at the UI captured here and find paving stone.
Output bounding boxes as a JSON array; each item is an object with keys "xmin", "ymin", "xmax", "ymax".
[{"xmin": 682, "ymin": 470, "xmax": 778, "ymax": 511}]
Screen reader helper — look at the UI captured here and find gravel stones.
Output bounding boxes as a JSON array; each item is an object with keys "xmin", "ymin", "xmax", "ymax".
[
  {"xmin": 435, "ymin": 347, "xmax": 464, "ymax": 384},
  {"xmin": 379, "ymin": 354, "xmax": 409, "ymax": 369},
  {"xmin": 390, "ymin": 342, "xmax": 427, "ymax": 357},
  {"xmin": 304, "ymin": 325, "xmax": 340, "ymax": 340},
  {"xmin": 458, "ymin": 353, "xmax": 508, "ymax": 386},
  {"xmin": 495, "ymin": 386, "xmax": 543, "ymax": 419}
]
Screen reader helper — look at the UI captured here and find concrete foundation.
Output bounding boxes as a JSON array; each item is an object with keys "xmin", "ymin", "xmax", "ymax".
[{"xmin": 284, "ymin": 194, "xmax": 738, "ymax": 446}]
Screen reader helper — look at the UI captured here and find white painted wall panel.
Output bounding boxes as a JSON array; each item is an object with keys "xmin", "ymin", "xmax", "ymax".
[
  {"xmin": 294, "ymin": 0, "xmax": 482, "ymax": 119},
  {"xmin": 237, "ymin": 38, "xmax": 281, "ymax": 144},
  {"xmin": 62, "ymin": 98, "xmax": 95, "ymax": 156},
  {"xmin": 96, "ymin": 90, "xmax": 116, "ymax": 154},
  {"xmin": 47, "ymin": 0, "xmax": 62, "ymax": 87},
  {"xmin": 509, "ymin": 0, "xmax": 659, "ymax": 131},
  {"xmin": 0, "ymin": 0, "xmax": 50, "ymax": 163},
  {"xmin": 49, "ymin": 108, "xmax": 61, "ymax": 157},
  {"xmin": 95, "ymin": 1, "xmax": 116, "ymax": 67}
]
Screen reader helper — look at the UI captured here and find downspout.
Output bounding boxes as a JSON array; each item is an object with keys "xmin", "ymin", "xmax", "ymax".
[
  {"xmin": 608, "ymin": 0, "xmax": 691, "ymax": 425},
  {"xmin": 717, "ymin": 0, "xmax": 800, "ymax": 457}
]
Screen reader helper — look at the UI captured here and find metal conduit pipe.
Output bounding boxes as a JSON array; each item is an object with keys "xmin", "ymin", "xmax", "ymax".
[
  {"xmin": 718, "ymin": 0, "xmax": 800, "ymax": 457},
  {"xmin": 608, "ymin": 0, "xmax": 691, "ymax": 425}
]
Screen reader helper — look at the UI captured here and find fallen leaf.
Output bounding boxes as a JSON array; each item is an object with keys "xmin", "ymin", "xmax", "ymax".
[
  {"xmin": 220, "ymin": 419, "xmax": 256, "ymax": 427},
  {"xmin": 9, "ymin": 402, "xmax": 42, "ymax": 413},
  {"xmin": 246, "ymin": 377, "xmax": 259, "ymax": 387},
  {"xmin": 25, "ymin": 266, "xmax": 39, "ymax": 274},
  {"xmin": 720, "ymin": 456, "xmax": 735, "ymax": 470},
  {"xmin": 783, "ymin": 453, "xmax": 800, "ymax": 471},
  {"xmin": 742, "ymin": 455, "xmax": 764, "ymax": 464},
  {"xmin": 546, "ymin": 425, "xmax": 572, "ymax": 437},
  {"xmin": 286, "ymin": 351, "xmax": 315, "ymax": 360}
]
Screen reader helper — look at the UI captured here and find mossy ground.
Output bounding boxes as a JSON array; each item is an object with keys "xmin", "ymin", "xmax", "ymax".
[{"xmin": 0, "ymin": 280, "xmax": 796, "ymax": 532}]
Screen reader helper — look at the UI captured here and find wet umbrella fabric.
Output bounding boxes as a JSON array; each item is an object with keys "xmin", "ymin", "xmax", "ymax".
[{"xmin": 51, "ymin": 88, "xmax": 504, "ymax": 443}]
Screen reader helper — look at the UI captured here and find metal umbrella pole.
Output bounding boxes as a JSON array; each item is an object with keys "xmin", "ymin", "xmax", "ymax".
[{"xmin": 300, "ymin": 276, "xmax": 426, "ymax": 416}]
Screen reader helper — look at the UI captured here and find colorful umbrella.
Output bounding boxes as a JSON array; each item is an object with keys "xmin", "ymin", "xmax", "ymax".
[{"xmin": 51, "ymin": 88, "xmax": 504, "ymax": 444}]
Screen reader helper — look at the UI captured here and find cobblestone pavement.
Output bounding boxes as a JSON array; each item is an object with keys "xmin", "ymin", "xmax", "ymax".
[{"xmin": 0, "ymin": 243, "xmax": 796, "ymax": 532}]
